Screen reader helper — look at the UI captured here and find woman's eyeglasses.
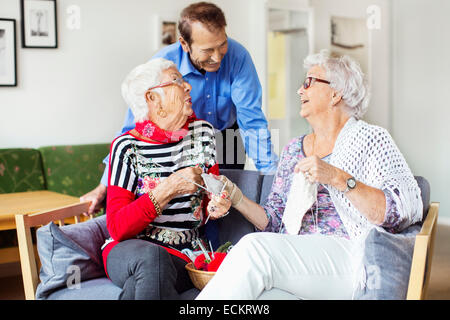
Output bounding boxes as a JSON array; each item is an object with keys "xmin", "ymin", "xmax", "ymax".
[
  {"xmin": 303, "ymin": 76, "xmax": 330, "ymax": 90},
  {"xmin": 148, "ymin": 77, "xmax": 185, "ymax": 91}
]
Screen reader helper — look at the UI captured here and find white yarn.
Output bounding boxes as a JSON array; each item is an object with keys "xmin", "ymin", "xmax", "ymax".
[{"xmin": 282, "ymin": 172, "xmax": 318, "ymax": 235}]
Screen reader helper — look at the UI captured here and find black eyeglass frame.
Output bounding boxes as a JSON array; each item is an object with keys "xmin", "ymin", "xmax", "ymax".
[{"xmin": 303, "ymin": 76, "xmax": 331, "ymax": 89}]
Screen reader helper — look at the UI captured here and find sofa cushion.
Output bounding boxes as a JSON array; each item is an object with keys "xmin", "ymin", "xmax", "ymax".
[
  {"xmin": 60, "ymin": 215, "xmax": 109, "ymax": 266},
  {"xmin": 35, "ymin": 215, "xmax": 109, "ymax": 299},
  {"xmin": 414, "ymin": 176, "xmax": 430, "ymax": 219},
  {"xmin": 39, "ymin": 144, "xmax": 109, "ymax": 197},
  {"xmin": 46, "ymin": 277, "xmax": 121, "ymax": 300},
  {"xmin": 353, "ymin": 224, "xmax": 420, "ymax": 300},
  {"xmin": 220, "ymin": 169, "xmax": 264, "ymax": 204},
  {"xmin": 46, "ymin": 278, "xmax": 199, "ymax": 300},
  {"xmin": 0, "ymin": 148, "xmax": 45, "ymax": 193},
  {"xmin": 215, "ymin": 169, "xmax": 264, "ymax": 246},
  {"xmin": 260, "ymin": 174, "xmax": 275, "ymax": 205}
]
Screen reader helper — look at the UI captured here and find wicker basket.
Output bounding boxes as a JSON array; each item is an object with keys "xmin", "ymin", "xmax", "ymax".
[{"xmin": 185, "ymin": 262, "xmax": 216, "ymax": 290}]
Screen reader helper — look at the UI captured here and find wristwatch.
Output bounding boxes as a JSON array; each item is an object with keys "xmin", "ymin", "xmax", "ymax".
[{"xmin": 343, "ymin": 176, "xmax": 357, "ymax": 193}]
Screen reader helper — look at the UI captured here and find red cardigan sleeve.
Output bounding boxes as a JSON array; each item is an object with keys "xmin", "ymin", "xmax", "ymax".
[
  {"xmin": 106, "ymin": 185, "xmax": 159, "ymax": 242},
  {"xmin": 106, "ymin": 135, "xmax": 160, "ymax": 242},
  {"xmin": 107, "ymin": 136, "xmax": 220, "ymax": 241},
  {"xmin": 107, "ymin": 164, "xmax": 220, "ymax": 241}
]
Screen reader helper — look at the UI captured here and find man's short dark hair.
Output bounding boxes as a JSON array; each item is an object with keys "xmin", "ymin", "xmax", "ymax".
[{"xmin": 178, "ymin": 2, "xmax": 227, "ymax": 47}]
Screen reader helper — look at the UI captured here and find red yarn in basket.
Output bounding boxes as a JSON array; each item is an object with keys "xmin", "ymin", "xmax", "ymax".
[{"xmin": 194, "ymin": 252, "xmax": 227, "ymax": 272}]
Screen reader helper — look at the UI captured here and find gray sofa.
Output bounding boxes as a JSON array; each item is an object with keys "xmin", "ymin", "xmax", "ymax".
[{"xmin": 34, "ymin": 169, "xmax": 430, "ymax": 300}]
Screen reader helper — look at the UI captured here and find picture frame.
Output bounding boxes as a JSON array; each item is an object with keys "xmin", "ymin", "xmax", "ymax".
[
  {"xmin": 330, "ymin": 16, "xmax": 369, "ymax": 74},
  {"xmin": 153, "ymin": 14, "xmax": 178, "ymax": 52},
  {"xmin": 21, "ymin": 0, "xmax": 58, "ymax": 48},
  {"xmin": 0, "ymin": 19, "xmax": 17, "ymax": 87}
]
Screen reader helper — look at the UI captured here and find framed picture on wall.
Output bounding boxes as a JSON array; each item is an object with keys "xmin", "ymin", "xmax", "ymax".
[
  {"xmin": 0, "ymin": 19, "xmax": 17, "ymax": 87},
  {"xmin": 21, "ymin": 0, "xmax": 57, "ymax": 48},
  {"xmin": 153, "ymin": 15, "xmax": 178, "ymax": 52},
  {"xmin": 330, "ymin": 16, "xmax": 369, "ymax": 74}
]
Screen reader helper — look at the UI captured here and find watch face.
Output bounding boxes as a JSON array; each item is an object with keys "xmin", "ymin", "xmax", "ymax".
[{"xmin": 347, "ymin": 178, "xmax": 356, "ymax": 189}]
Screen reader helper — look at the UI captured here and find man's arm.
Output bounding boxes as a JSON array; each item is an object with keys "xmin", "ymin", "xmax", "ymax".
[
  {"xmin": 80, "ymin": 108, "xmax": 136, "ymax": 215},
  {"xmin": 230, "ymin": 46, "xmax": 279, "ymax": 174}
]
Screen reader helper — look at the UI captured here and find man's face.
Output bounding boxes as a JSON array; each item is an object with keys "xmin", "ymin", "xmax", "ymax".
[{"xmin": 180, "ymin": 21, "xmax": 228, "ymax": 73}]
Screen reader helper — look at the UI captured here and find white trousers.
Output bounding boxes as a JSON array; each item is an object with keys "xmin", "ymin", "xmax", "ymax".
[{"xmin": 196, "ymin": 232, "xmax": 355, "ymax": 300}]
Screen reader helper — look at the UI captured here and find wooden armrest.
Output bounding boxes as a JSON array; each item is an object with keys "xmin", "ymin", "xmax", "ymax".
[
  {"xmin": 24, "ymin": 202, "xmax": 92, "ymax": 227},
  {"xmin": 15, "ymin": 201, "xmax": 92, "ymax": 300},
  {"xmin": 406, "ymin": 202, "xmax": 439, "ymax": 300}
]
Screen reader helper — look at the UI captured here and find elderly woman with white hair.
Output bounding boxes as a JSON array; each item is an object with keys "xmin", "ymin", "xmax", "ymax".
[
  {"xmin": 196, "ymin": 50, "xmax": 423, "ymax": 300},
  {"xmin": 101, "ymin": 58, "xmax": 227, "ymax": 299}
]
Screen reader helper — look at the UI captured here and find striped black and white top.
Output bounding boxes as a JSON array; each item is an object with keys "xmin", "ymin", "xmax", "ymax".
[{"xmin": 109, "ymin": 119, "xmax": 217, "ymax": 232}]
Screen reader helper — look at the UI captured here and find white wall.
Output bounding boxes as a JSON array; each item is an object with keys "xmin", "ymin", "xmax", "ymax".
[
  {"xmin": 0, "ymin": 0, "xmax": 258, "ymax": 149},
  {"xmin": 391, "ymin": 0, "xmax": 450, "ymax": 219},
  {"xmin": 309, "ymin": 0, "xmax": 391, "ymax": 129},
  {"xmin": 310, "ymin": 0, "xmax": 450, "ymax": 219},
  {"xmin": 1, "ymin": 0, "xmax": 447, "ymax": 219},
  {"xmin": 0, "ymin": 0, "xmax": 198, "ymax": 148}
]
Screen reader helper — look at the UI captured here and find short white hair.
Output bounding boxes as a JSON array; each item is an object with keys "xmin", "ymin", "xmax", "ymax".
[
  {"xmin": 304, "ymin": 50, "xmax": 370, "ymax": 119},
  {"xmin": 121, "ymin": 58, "xmax": 176, "ymax": 122}
]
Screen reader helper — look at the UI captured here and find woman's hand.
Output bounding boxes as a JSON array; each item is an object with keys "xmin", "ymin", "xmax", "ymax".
[
  {"xmin": 217, "ymin": 175, "xmax": 243, "ymax": 207},
  {"xmin": 295, "ymin": 156, "xmax": 387, "ymax": 224},
  {"xmin": 152, "ymin": 166, "xmax": 204, "ymax": 208},
  {"xmin": 168, "ymin": 166, "xmax": 204, "ymax": 196},
  {"xmin": 294, "ymin": 155, "xmax": 346, "ymax": 190},
  {"xmin": 207, "ymin": 191, "xmax": 232, "ymax": 220},
  {"xmin": 202, "ymin": 174, "xmax": 268, "ymax": 230}
]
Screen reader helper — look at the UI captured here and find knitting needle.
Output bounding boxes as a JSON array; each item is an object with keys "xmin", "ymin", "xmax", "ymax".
[
  {"xmin": 150, "ymin": 160, "xmax": 221, "ymax": 225},
  {"xmin": 204, "ymin": 182, "xmax": 229, "ymax": 225},
  {"xmin": 194, "ymin": 239, "xmax": 211, "ymax": 262},
  {"xmin": 174, "ymin": 171, "xmax": 209, "ymax": 193},
  {"xmin": 209, "ymin": 240, "xmax": 215, "ymax": 258},
  {"xmin": 151, "ymin": 160, "xmax": 210, "ymax": 193},
  {"xmin": 204, "ymin": 209, "xmax": 214, "ymax": 225}
]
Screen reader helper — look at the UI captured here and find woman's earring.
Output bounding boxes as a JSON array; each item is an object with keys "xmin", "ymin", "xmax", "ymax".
[{"xmin": 158, "ymin": 108, "xmax": 167, "ymax": 118}]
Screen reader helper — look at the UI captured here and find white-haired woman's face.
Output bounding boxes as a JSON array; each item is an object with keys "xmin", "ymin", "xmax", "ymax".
[
  {"xmin": 297, "ymin": 65, "xmax": 333, "ymax": 119},
  {"xmin": 157, "ymin": 67, "xmax": 193, "ymax": 119}
]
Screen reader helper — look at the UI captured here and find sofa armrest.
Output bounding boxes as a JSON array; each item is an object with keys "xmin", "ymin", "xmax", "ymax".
[{"xmin": 16, "ymin": 202, "xmax": 91, "ymax": 300}]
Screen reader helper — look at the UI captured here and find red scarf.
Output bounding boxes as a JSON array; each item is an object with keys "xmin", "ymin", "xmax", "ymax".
[{"xmin": 134, "ymin": 113, "xmax": 197, "ymax": 143}]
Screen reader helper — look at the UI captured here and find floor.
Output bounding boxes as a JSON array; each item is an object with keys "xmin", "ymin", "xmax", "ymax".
[
  {"xmin": 424, "ymin": 224, "xmax": 450, "ymax": 300},
  {"xmin": 1, "ymin": 224, "xmax": 449, "ymax": 300}
]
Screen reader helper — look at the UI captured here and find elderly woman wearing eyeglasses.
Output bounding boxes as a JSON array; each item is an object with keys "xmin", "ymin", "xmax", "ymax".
[
  {"xmin": 196, "ymin": 50, "xmax": 423, "ymax": 300},
  {"xmin": 101, "ymin": 58, "xmax": 228, "ymax": 300}
]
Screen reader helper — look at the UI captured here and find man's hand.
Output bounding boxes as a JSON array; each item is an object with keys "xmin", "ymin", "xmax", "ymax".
[{"xmin": 80, "ymin": 184, "xmax": 107, "ymax": 216}]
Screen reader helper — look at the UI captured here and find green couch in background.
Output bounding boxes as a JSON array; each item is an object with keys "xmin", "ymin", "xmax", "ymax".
[
  {"xmin": 38, "ymin": 144, "xmax": 109, "ymax": 197},
  {"xmin": 0, "ymin": 143, "xmax": 109, "ymax": 254},
  {"xmin": 0, "ymin": 148, "xmax": 46, "ymax": 194},
  {"xmin": 0, "ymin": 144, "xmax": 109, "ymax": 197}
]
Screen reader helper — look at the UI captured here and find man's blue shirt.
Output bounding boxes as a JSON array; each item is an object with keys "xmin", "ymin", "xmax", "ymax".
[{"xmin": 101, "ymin": 38, "xmax": 278, "ymax": 185}]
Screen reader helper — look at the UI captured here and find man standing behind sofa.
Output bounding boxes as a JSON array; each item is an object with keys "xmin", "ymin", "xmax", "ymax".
[{"xmin": 80, "ymin": 2, "xmax": 278, "ymax": 216}]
